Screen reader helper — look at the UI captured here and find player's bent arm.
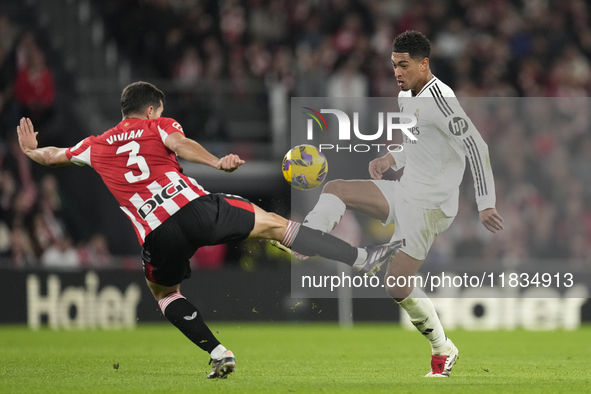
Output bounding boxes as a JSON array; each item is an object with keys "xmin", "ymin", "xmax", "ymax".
[
  {"xmin": 23, "ymin": 146, "xmax": 71, "ymax": 167},
  {"xmin": 165, "ymin": 132, "xmax": 219, "ymax": 167},
  {"xmin": 164, "ymin": 132, "xmax": 245, "ymax": 172}
]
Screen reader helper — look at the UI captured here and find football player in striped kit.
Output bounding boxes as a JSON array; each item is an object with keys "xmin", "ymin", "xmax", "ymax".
[
  {"xmin": 299, "ymin": 31, "xmax": 504, "ymax": 377},
  {"xmin": 17, "ymin": 81, "xmax": 402, "ymax": 379}
]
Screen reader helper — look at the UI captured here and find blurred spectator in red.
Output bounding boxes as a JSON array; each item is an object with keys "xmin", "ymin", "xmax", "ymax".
[{"xmin": 14, "ymin": 46, "xmax": 55, "ymax": 129}]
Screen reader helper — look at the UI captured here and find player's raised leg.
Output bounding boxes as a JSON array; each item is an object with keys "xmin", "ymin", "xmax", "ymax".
[
  {"xmin": 303, "ymin": 180, "xmax": 390, "ymax": 232},
  {"xmin": 249, "ymin": 204, "xmax": 401, "ymax": 275},
  {"xmin": 145, "ymin": 280, "xmax": 236, "ymax": 379},
  {"xmin": 385, "ymin": 253, "xmax": 458, "ymax": 377},
  {"xmin": 273, "ymin": 179, "xmax": 391, "ymax": 264}
]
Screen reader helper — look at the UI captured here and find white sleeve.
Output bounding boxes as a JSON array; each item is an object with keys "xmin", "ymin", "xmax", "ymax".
[
  {"xmin": 389, "ymin": 147, "xmax": 406, "ymax": 170},
  {"xmin": 432, "ymin": 93, "xmax": 496, "ymax": 211},
  {"xmin": 461, "ymin": 130, "xmax": 496, "ymax": 211}
]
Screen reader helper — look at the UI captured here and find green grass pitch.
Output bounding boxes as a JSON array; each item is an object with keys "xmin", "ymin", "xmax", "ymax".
[{"xmin": 1, "ymin": 323, "xmax": 590, "ymax": 393}]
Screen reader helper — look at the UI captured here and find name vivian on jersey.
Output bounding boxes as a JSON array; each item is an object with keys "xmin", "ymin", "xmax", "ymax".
[{"xmin": 105, "ymin": 129, "xmax": 144, "ymax": 145}]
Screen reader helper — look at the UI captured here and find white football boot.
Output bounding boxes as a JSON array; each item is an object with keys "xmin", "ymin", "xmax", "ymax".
[{"xmin": 425, "ymin": 339, "xmax": 459, "ymax": 377}]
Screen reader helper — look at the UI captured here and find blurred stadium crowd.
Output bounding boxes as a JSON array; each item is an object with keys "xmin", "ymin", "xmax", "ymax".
[
  {"xmin": 0, "ymin": 11, "xmax": 113, "ymax": 268},
  {"xmin": 0, "ymin": 0, "xmax": 591, "ymax": 268},
  {"xmin": 97, "ymin": 0, "xmax": 591, "ymax": 97}
]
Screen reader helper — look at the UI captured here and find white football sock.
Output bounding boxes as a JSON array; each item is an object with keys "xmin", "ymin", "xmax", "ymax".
[
  {"xmin": 303, "ymin": 193, "xmax": 346, "ymax": 232},
  {"xmin": 210, "ymin": 344, "xmax": 227, "ymax": 359},
  {"xmin": 397, "ymin": 287, "xmax": 449, "ymax": 354},
  {"xmin": 353, "ymin": 248, "xmax": 367, "ymax": 267}
]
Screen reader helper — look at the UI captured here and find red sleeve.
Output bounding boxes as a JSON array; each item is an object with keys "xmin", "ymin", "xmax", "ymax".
[
  {"xmin": 156, "ymin": 117, "xmax": 185, "ymax": 144},
  {"xmin": 14, "ymin": 70, "xmax": 29, "ymax": 104},
  {"xmin": 65, "ymin": 136, "xmax": 93, "ymax": 166},
  {"xmin": 39, "ymin": 69, "xmax": 55, "ymax": 106}
]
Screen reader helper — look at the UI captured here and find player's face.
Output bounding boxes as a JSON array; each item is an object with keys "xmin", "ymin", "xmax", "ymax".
[{"xmin": 391, "ymin": 52, "xmax": 425, "ymax": 92}]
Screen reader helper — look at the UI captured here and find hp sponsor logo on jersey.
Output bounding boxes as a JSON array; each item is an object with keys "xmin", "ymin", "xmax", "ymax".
[
  {"xmin": 302, "ymin": 107, "xmax": 416, "ymax": 153},
  {"xmin": 138, "ymin": 178, "xmax": 189, "ymax": 219},
  {"xmin": 448, "ymin": 117, "xmax": 469, "ymax": 135}
]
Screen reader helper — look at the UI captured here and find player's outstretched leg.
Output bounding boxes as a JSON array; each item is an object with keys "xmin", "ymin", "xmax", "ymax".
[
  {"xmin": 273, "ymin": 179, "xmax": 393, "ymax": 265},
  {"xmin": 250, "ymin": 205, "xmax": 402, "ymax": 275},
  {"xmin": 146, "ymin": 280, "xmax": 236, "ymax": 379},
  {"xmin": 302, "ymin": 180, "xmax": 390, "ymax": 232},
  {"xmin": 385, "ymin": 253, "xmax": 459, "ymax": 377}
]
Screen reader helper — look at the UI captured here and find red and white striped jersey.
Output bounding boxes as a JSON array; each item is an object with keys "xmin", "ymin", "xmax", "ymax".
[{"xmin": 65, "ymin": 117, "xmax": 209, "ymax": 244}]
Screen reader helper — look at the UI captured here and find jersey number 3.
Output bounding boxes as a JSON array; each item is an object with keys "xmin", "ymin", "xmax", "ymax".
[{"xmin": 116, "ymin": 141, "xmax": 150, "ymax": 183}]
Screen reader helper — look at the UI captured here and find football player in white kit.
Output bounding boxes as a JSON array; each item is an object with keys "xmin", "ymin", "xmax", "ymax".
[{"xmin": 292, "ymin": 30, "xmax": 504, "ymax": 377}]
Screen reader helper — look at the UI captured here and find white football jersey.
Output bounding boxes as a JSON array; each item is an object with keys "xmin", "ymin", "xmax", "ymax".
[{"xmin": 391, "ymin": 76, "xmax": 496, "ymax": 216}]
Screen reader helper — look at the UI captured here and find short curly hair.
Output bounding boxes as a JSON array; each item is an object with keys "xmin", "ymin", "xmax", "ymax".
[
  {"xmin": 121, "ymin": 81, "xmax": 166, "ymax": 117},
  {"xmin": 392, "ymin": 30, "xmax": 431, "ymax": 60}
]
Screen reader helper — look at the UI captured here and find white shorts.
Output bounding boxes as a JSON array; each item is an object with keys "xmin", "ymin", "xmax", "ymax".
[{"xmin": 371, "ymin": 180, "xmax": 455, "ymax": 261}]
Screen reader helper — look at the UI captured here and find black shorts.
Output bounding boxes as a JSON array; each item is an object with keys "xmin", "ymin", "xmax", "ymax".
[{"xmin": 141, "ymin": 193, "xmax": 255, "ymax": 286}]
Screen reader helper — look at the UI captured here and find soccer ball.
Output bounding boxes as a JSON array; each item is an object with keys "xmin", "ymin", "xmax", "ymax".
[{"xmin": 282, "ymin": 145, "xmax": 328, "ymax": 190}]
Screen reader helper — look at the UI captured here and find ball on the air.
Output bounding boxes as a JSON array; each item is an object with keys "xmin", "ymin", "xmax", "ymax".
[{"xmin": 282, "ymin": 144, "xmax": 328, "ymax": 190}]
